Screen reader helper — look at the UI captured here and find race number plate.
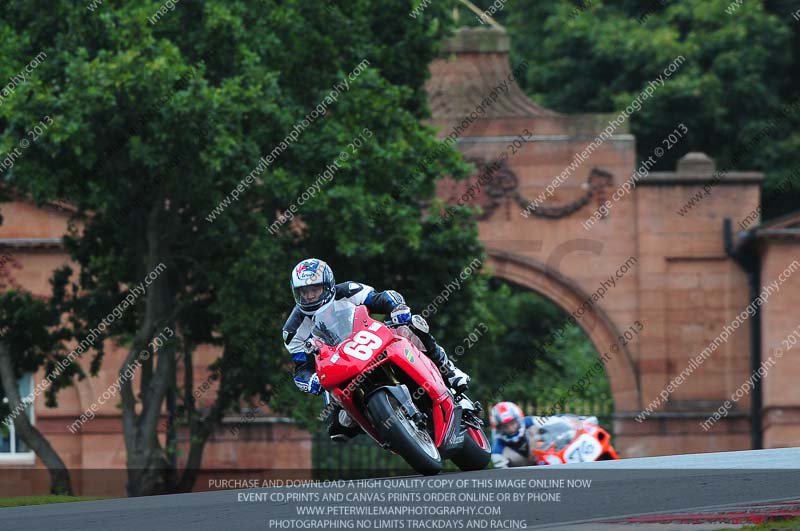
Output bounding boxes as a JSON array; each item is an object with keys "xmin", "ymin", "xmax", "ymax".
[
  {"xmin": 342, "ymin": 322, "xmax": 384, "ymax": 361},
  {"xmin": 563, "ymin": 434, "xmax": 602, "ymax": 463}
]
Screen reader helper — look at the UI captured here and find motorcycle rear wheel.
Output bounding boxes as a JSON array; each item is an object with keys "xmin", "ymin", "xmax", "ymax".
[{"xmin": 366, "ymin": 389, "xmax": 442, "ymax": 476}]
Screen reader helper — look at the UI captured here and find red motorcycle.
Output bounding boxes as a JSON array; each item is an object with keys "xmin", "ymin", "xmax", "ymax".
[{"xmin": 309, "ymin": 300, "xmax": 491, "ymax": 475}]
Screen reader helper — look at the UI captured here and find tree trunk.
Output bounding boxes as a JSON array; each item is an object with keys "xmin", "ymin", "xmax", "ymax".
[
  {"xmin": 125, "ymin": 448, "xmax": 170, "ymax": 496},
  {"xmin": 174, "ymin": 343, "xmax": 243, "ymax": 493},
  {"xmin": 173, "ymin": 341, "xmax": 206, "ymax": 493},
  {"xmin": 0, "ymin": 343, "xmax": 73, "ymax": 495},
  {"xmin": 120, "ymin": 206, "xmax": 175, "ymax": 497},
  {"xmin": 174, "ymin": 420, "xmax": 211, "ymax": 493}
]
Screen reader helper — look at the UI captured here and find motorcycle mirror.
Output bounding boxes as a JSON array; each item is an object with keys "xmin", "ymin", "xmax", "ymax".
[{"xmin": 303, "ymin": 339, "xmax": 320, "ymax": 356}]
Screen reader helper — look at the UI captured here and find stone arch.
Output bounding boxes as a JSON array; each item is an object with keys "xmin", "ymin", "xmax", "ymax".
[{"xmin": 485, "ymin": 248, "xmax": 641, "ymax": 411}]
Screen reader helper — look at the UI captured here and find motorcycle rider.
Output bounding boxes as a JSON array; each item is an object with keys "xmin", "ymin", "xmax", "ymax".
[
  {"xmin": 489, "ymin": 401, "xmax": 597, "ymax": 468},
  {"xmin": 283, "ymin": 258, "xmax": 471, "ymax": 442}
]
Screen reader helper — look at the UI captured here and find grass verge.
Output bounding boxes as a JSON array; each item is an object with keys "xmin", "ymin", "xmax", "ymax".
[
  {"xmin": 0, "ymin": 495, "xmax": 110, "ymax": 508},
  {"xmin": 717, "ymin": 517, "xmax": 800, "ymax": 531}
]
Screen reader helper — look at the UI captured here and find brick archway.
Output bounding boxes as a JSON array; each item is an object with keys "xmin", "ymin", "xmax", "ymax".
[
  {"xmin": 486, "ymin": 248, "xmax": 640, "ymax": 411},
  {"xmin": 429, "ymin": 27, "xmax": 766, "ymax": 457}
]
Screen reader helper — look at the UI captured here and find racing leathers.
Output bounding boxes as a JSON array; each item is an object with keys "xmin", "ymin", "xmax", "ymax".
[{"xmin": 491, "ymin": 416, "xmax": 540, "ymax": 468}]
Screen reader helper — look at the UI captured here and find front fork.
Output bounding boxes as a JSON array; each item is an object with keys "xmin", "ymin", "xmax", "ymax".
[{"xmin": 458, "ymin": 395, "xmax": 485, "ymax": 430}]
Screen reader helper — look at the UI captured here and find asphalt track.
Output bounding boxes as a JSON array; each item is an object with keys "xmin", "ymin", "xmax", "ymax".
[{"xmin": 3, "ymin": 448, "xmax": 800, "ymax": 531}]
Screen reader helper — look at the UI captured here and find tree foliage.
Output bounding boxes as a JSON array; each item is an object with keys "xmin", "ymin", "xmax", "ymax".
[
  {"xmin": 459, "ymin": 280, "xmax": 611, "ymax": 416},
  {"xmin": 470, "ymin": 0, "xmax": 800, "ymax": 219},
  {"xmin": 0, "ymin": 0, "xmax": 500, "ymax": 494}
]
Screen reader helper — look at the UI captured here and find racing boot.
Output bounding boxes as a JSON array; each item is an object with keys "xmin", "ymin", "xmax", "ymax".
[
  {"xmin": 409, "ymin": 315, "xmax": 471, "ymax": 393},
  {"xmin": 327, "ymin": 407, "xmax": 362, "ymax": 443},
  {"xmin": 429, "ymin": 343, "xmax": 471, "ymax": 394}
]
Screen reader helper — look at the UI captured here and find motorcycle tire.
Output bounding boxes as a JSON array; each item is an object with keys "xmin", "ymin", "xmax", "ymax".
[
  {"xmin": 451, "ymin": 426, "xmax": 491, "ymax": 471},
  {"xmin": 366, "ymin": 389, "xmax": 442, "ymax": 476}
]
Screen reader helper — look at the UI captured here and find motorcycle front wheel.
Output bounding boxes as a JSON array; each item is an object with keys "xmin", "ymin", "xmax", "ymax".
[
  {"xmin": 366, "ymin": 389, "xmax": 442, "ymax": 476},
  {"xmin": 451, "ymin": 426, "xmax": 491, "ymax": 471}
]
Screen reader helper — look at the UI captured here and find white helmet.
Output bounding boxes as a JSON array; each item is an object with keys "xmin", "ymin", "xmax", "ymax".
[{"xmin": 290, "ymin": 258, "xmax": 335, "ymax": 315}]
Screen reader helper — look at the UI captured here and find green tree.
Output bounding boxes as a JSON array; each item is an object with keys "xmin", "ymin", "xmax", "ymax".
[
  {"xmin": 458, "ymin": 280, "xmax": 611, "ymax": 417},
  {"xmin": 1, "ymin": 0, "xmax": 495, "ymax": 495},
  {"xmin": 475, "ymin": 0, "xmax": 799, "ymax": 219},
  {"xmin": 458, "ymin": 281, "xmax": 561, "ymax": 403}
]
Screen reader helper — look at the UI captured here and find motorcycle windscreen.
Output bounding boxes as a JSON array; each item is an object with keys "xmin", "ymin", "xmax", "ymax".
[
  {"xmin": 312, "ymin": 299, "xmax": 357, "ymax": 346},
  {"xmin": 314, "ymin": 303, "xmax": 394, "ymax": 388},
  {"xmin": 532, "ymin": 421, "xmax": 577, "ymax": 452}
]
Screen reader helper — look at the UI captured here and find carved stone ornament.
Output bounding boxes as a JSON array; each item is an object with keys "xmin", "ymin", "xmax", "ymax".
[{"xmin": 439, "ymin": 157, "xmax": 614, "ymax": 220}]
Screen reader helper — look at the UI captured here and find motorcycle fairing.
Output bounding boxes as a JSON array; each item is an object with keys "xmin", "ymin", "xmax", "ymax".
[{"xmin": 316, "ymin": 304, "xmax": 454, "ymax": 448}]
